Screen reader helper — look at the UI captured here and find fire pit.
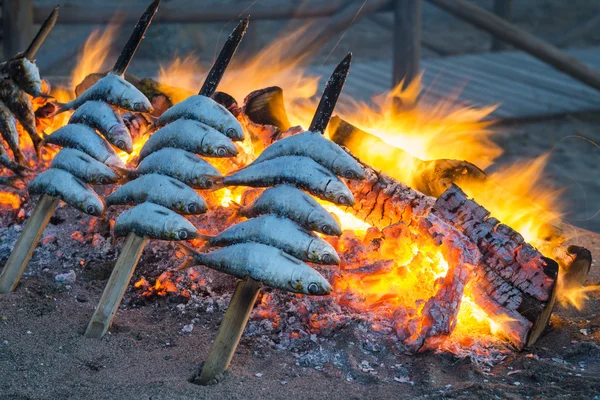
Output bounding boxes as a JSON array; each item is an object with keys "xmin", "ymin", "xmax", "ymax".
[{"xmin": 0, "ymin": 2, "xmax": 598, "ymax": 397}]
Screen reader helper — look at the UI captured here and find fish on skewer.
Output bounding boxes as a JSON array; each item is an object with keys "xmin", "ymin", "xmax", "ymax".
[
  {"xmin": 0, "ymin": 79, "xmax": 42, "ymax": 156},
  {"xmin": 51, "ymin": 148, "xmax": 122, "ymax": 185},
  {"xmin": 113, "ymin": 201, "xmax": 198, "ymax": 240},
  {"xmin": 29, "ymin": 168, "xmax": 105, "ymax": 216},
  {"xmin": 69, "ymin": 101, "xmax": 133, "ymax": 153},
  {"xmin": 135, "ymin": 148, "xmax": 221, "ymax": 189},
  {"xmin": 177, "ymin": 242, "xmax": 332, "ymax": 295},
  {"xmin": 54, "ymin": 74, "xmax": 153, "ymax": 114},
  {"xmin": 251, "ymin": 131, "xmax": 365, "ymax": 180},
  {"xmin": 238, "ymin": 184, "xmax": 342, "ymax": 236},
  {"xmin": 195, "ymin": 214, "xmax": 339, "ymax": 265},
  {"xmin": 106, "ymin": 173, "xmax": 207, "ymax": 215},
  {"xmin": 0, "ymin": 99, "xmax": 27, "ymax": 165},
  {"xmin": 137, "ymin": 118, "xmax": 238, "ymax": 161},
  {"xmin": 4, "ymin": 57, "xmax": 48, "ymax": 98},
  {"xmin": 156, "ymin": 95, "xmax": 245, "ymax": 141},
  {"xmin": 43, "ymin": 123, "xmax": 126, "ymax": 169},
  {"xmin": 212, "ymin": 156, "xmax": 355, "ymax": 206}
]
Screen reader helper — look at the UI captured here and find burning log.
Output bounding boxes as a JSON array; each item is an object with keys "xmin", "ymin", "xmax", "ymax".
[{"xmin": 328, "ymin": 116, "xmax": 488, "ymax": 197}]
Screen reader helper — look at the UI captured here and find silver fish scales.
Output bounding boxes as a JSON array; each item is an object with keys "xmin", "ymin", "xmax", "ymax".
[
  {"xmin": 107, "ymin": 173, "xmax": 207, "ymax": 215},
  {"xmin": 157, "ymin": 95, "xmax": 244, "ymax": 141},
  {"xmin": 178, "ymin": 242, "xmax": 331, "ymax": 295},
  {"xmin": 43, "ymin": 123, "xmax": 126, "ymax": 169},
  {"xmin": 221, "ymin": 156, "xmax": 354, "ymax": 206},
  {"xmin": 0, "ymin": 99, "xmax": 26, "ymax": 165},
  {"xmin": 0, "ymin": 78, "xmax": 41, "ymax": 153},
  {"xmin": 240, "ymin": 184, "xmax": 342, "ymax": 236},
  {"xmin": 198, "ymin": 214, "xmax": 339, "ymax": 265},
  {"xmin": 138, "ymin": 118, "xmax": 237, "ymax": 161},
  {"xmin": 69, "ymin": 101, "xmax": 133, "ymax": 153},
  {"xmin": 136, "ymin": 148, "xmax": 221, "ymax": 189},
  {"xmin": 29, "ymin": 168, "xmax": 105, "ymax": 216},
  {"xmin": 252, "ymin": 131, "xmax": 365, "ymax": 180},
  {"xmin": 5, "ymin": 57, "xmax": 44, "ymax": 97},
  {"xmin": 113, "ymin": 202, "xmax": 198, "ymax": 240},
  {"xmin": 51, "ymin": 148, "xmax": 122, "ymax": 185}
]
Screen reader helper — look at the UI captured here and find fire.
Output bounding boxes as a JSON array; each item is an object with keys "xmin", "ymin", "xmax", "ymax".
[
  {"xmin": 71, "ymin": 24, "xmax": 120, "ymax": 89},
  {"xmin": 0, "ymin": 192, "xmax": 20, "ymax": 210}
]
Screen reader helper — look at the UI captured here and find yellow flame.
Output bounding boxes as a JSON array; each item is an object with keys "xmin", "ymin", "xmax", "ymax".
[{"xmin": 71, "ymin": 24, "xmax": 120, "ymax": 89}]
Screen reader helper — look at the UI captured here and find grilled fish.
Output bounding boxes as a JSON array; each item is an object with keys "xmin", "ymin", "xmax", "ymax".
[
  {"xmin": 113, "ymin": 202, "xmax": 198, "ymax": 240},
  {"xmin": 51, "ymin": 148, "xmax": 122, "ymax": 185},
  {"xmin": 240, "ymin": 185, "xmax": 342, "ymax": 236},
  {"xmin": 106, "ymin": 173, "xmax": 207, "ymax": 215},
  {"xmin": 57, "ymin": 74, "xmax": 152, "ymax": 114},
  {"xmin": 253, "ymin": 131, "xmax": 365, "ymax": 180},
  {"xmin": 0, "ymin": 78, "xmax": 41, "ymax": 155},
  {"xmin": 5, "ymin": 57, "xmax": 45, "ymax": 97},
  {"xmin": 69, "ymin": 101, "xmax": 133, "ymax": 153},
  {"xmin": 136, "ymin": 148, "xmax": 221, "ymax": 189},
  {"xmin": 0, "ymin": 99, "xmax": 26, "ymax": 164},
  {"xmin": 43, "ymin": 123, "xmax": 126, "ymax": 169},
  {"xmin": 217, "ymin": 156, "xmax": 354, "ymax": 206},
  {"xmin": 29, "ymin": 168, "xmax": 104, "ymax": 216},
  {"xmin": 197, "ymin": 215, "xmax": 339, "ymax": 265},
  {"xmin": 157, "ymin": 95, "xmax": 244, "ymax": 141},
  {"xmin": 138, "ymin": 118, "xmax": 237, "ymax": 161},
  {"xmin": 178, "ymin": 242, "xmax": 331, "ymax": 295}
]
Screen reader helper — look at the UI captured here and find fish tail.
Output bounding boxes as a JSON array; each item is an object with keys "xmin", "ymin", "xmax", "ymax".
[
  {"xmin": 113, "ymin": 166, "xmax": 137, "ymax": 182},
  {"xmin": 13, "ymin": 148, "xmax": 27, "ymax": 166},
  {"xmin": 225, "ymin": 200, "xmax": 244, "ymax": 223},
  {"xmin": 175, "ymin": 243, "xmax": 201, "ymax": 271},
  {"xmin": 36, "ymin": 93, "xmax": 54, "ymax": 100},
  {"xmin": 47, "ymin": 101, "xmax": 69, "ymax": 118}
]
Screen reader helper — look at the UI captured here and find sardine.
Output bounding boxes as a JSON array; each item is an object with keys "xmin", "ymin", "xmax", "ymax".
[
  {"xmin": 178, "ymin": 242, "xmax": 331, "ymax": 295},
  {"xmin": 113, "ymin": 201, "xmax": 198, "ymax": 240},
  {"xmin": 157, "ymin": 95, "xmax": 244, "ymax": 141},
  {"xmin": 0, "ymin": 141, "xmax": 29, "ymax": 175},
  {"xmin": 217, "ymin": 156, "xmax": 355, "ymax": 206},
  {"xmin": 0, "ymin": 78, "xmax": 41, "ymax": 154},
  {"xmin": 58, "ymin": 74, "xmax": 152, "ymax": 113},
  {"xmin": 138, "ymin": 118, "xmax": 238, "ymax": 161},
  {"xmin": 0, "ymin": 99, "xmax": 26, "ymax": 164},
  {"xmin": 198, "ymin": 215, "xmax": 339, "ymax": 265},
  {"xmin": 5, "ymin": 57, "xmax": 45, "ymax": 97},
  {"xmin": 43, "ymin": 123, "xmax": 126, "ymax": 169},
  {"xmin": 136, "ymin": 148, "xmax": 221, "ymax": 189},
  {"xmin": 107, "ymin": 173, "xmax": 207, "ymax": 215},
  {"xmin": 29, "ymin": 168, "xmax": 104, "ymax": 216},
  {"xmin": 240, "ymin": 184, "xmax": 342, "ymax": 236},
  {"xmin": 253, "ymin": 131, "xmax": 365, "ymax": 180},
  {"xmin": 69, "ymin": 101, "xmax": 133, "ymax": 153},
  {"xmin": 51, "ymin": 148, "xmax": 122, "ymax": 185}
]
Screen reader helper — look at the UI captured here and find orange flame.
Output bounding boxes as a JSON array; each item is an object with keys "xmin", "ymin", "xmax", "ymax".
[
  {"xmin": 72, "ymin": 24, "xmax": 120, "ymax": 89},
  {"xmin": 0, "ymin": 192, "xmax": 20, "ymax": 210}
]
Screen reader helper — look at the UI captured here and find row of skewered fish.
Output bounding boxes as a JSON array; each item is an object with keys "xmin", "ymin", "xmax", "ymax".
[
  {"xmin": 109, "ymin": 93, "xmax": 247, "ymax": 240},
  {"xmin": 28, "ymin": 73, "xmax": 148, "ymax": 216},
  {"xmin": 0, "ymin": 54, "xmax": 47, "ymax": 175}
]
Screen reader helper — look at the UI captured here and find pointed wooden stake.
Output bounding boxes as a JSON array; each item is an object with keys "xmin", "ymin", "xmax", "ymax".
[
  {"xmin": 24, "ymin": 5, "xmax": 59, "ymax": 59},
  {"xmin": 0, "ymin": 195, "xmax": 59, "ymax": 293},
  {"xmin": 84, "ymin": 233, "xmax": 147, "ymax": 338},
  {"xmin": 309, "ymin": 52, "xmax": 352, "ymax": 134},
  {"xmin": 199, "ymin": 16, "xmax": 249, "ymax": 97},
  {"xmin": 111, "ymin": 0, "xmax": 160, "ymax": 76},
  {"xmin": 195, "ymin": 277, "xmax": 262, "ymax": 385}
]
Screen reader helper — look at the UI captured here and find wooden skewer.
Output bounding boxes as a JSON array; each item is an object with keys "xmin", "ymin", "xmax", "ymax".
[
  {"xmin": 84, "ymin": 233, "xmax": 147, "ymax": 338},
  {"xmin": 196, "ymin": 277, "xmax": 262, "ymax": 385},
  {"xmin": 24, "ymin": 5, "xmax": 60, "ymax": 60},
  {"xmin": 0, "ymin": 195, "xmax": 59, "ymax": 293}
]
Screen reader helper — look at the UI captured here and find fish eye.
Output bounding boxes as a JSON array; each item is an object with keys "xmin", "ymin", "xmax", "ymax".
[
  {"xmin": 226, "ymin": 128, "xmax": 237, "ymax": 138},
  {"xmin": 99, "ymin": 177, "xmax": 109, "ymax": 185},
  {"xmin": 336, "ymin": 195, "xmax": 350, "ymax": 205},
  {"xmin": 321, "ymin": 225, "xmax": 333, "ymax": 235},
  {"xmin": 116, "ymin": 140, "xmax": 126, "ymax": 150},
  {"xmin": 187, "ymin": 203, "xmax": 198, "ymax": 214},
  {"xmin": 344, "ymin": 170, "xmax": 358, "ymax": 179},
  {"xmin": 321, "ymin": 254, "xmax": 334, "ymax": 264},
  {"xmin": 178, "ymin": 230, "xmax": 188, "ymax": 240},
  {"xmin": 308, "ymin": 283, "xmax": 320, "ymax": 294},
  {"xmin": 85, "ymin": 205, "xmax": 97, "ymax": 215},
  {"xmin": 216, "ymin": 147, "xmax": 228, "ymax": 156}
]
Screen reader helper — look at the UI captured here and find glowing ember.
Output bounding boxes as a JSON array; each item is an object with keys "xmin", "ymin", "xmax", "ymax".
[{"xmin": 0, "ymin": 192, "xmax": 20, "ymax": 210}]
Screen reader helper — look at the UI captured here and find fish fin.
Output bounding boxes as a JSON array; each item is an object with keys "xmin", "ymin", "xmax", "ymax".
[
  {"xmin": 175, "ymin": 257, "xmax": 197, "ymax": 272},
  {"xmin": 206, "ymin": 175, "xmax": 225, "ymax": 191}
]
